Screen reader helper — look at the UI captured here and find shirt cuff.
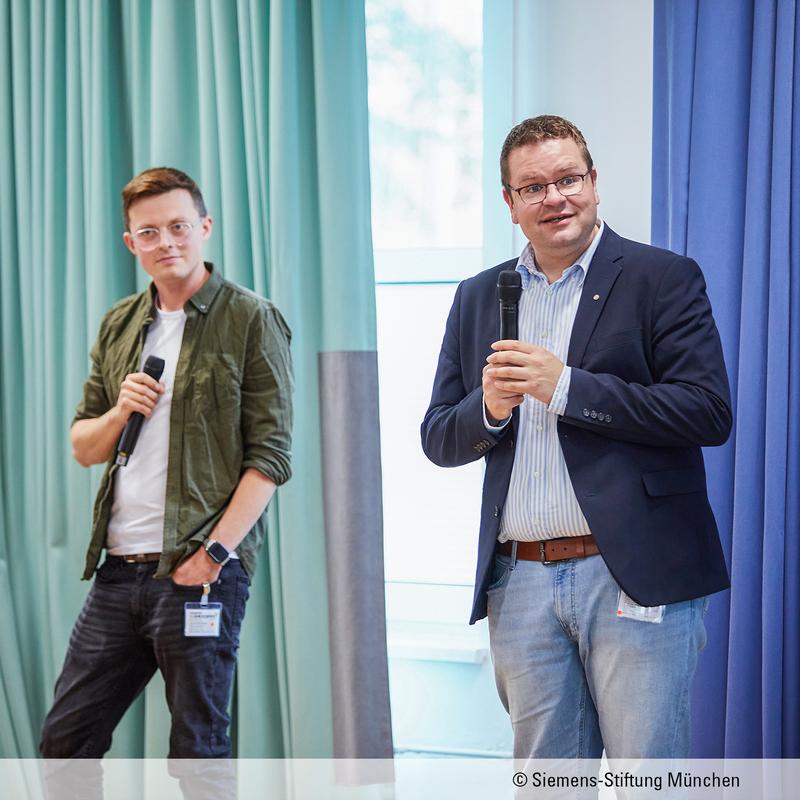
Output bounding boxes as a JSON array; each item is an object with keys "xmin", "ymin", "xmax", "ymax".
[
  {"xmin": 483, "ymin": 394, "xmax": 511, "ymax": 431},
  {"xmin": 547, "ymin": 366, "xmax": 571, "ymax": 416}
]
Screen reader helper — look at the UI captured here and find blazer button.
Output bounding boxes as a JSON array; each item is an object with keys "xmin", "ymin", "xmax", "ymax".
[
  {"xmin": 582, "ymin": 408, "xmax": 590, "ymax": 417},
  {"xmin": 606, "ymin": 415, "xmax": 612, "ymax": 423},
  {"xmin": 597, "ymin": 412, "xmax": 605, "ymax": 422},
  {"xmin": 590, "ymin": 410, "xmax": 597, "ymax": 419}
]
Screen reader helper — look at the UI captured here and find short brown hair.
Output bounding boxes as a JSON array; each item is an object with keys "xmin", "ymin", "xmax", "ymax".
[
  {"xmin": 500, "ymin": 115, "xmax": 593, "ymax": 187},
  {"xmin": 122, "ymin": 167, "xmax": 207, "ymax": 229}
]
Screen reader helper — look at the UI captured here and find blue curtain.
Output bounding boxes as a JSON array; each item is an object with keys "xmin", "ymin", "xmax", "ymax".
[{"xmin": 652, "ymin": 0, "xmax": 799, "ymax": 757}]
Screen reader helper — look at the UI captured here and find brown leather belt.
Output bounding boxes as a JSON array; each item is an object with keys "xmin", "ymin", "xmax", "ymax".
[
  {"xmin": 121, "ymin": 552, "xmax": 161, "ymax": 563},
  {"xmin": 497, "ymin": 534, "xmax": 599, "ymax": 563}
]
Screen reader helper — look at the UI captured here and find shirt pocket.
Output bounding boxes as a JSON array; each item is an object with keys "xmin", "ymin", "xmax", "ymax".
[{"xmin": 187, "ymin": 353, "xmax": 242, "ymax": 417}]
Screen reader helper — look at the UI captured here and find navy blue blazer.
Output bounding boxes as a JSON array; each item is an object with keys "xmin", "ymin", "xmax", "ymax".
[{"xmin": 421, "ymin": 225, "xmax": 732, "ymax": 623}]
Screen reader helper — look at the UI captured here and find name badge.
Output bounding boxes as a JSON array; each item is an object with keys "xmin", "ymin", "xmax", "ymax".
[
  {"xmin": 184, "ymin": 603, "xmax": 222, "ymax": 636},
  {"xmin": 184, "ymin": 581, "xmax": 222, "ymax": 637},
  {"xmin": 616, "ymin": 590, "xmax": 665, "ymax": 624}
]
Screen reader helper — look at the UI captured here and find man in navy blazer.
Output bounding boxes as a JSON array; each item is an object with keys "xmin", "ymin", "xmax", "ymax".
[{"xmin": 421, "ymin": 116, "xmax": 731, "ymax": 760}]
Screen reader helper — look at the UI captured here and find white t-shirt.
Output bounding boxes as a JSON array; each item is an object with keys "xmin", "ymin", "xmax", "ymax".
[{"xmin": 106, "ymin": 305, "xmax": 186, "ymax": 555}]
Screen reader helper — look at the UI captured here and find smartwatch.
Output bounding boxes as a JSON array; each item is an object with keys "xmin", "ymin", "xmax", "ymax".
[{"xmin": 204, "ymin": 539, "xmax": 231, "ymax": 566}]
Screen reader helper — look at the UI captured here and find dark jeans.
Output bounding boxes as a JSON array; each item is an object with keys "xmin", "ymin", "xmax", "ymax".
[{"xmin": 40, "ymin": 556, "xmax": 250, "ymax": 758}]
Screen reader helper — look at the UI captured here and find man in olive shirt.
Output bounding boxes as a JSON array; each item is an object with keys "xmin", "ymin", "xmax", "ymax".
[{"xmin": 40, "ymin": 167, "xmax": 293, "ymax": 758}]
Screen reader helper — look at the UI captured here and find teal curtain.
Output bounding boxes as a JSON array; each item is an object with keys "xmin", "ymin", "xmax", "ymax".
[{"xmin": 0, "ymin": 0, "xmax": 386, "ymax": 759}]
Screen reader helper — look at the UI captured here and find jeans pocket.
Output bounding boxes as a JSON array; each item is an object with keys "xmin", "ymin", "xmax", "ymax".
[
  {"xmin": 222, "ymin": 558, "xmax": 250, "ymax": 585},
  {"xmin": 486, "ymin": 553, "xmax": 513, "ymax": 594},
  {"xmin": 95, "ymin": 559, "xmax": 126, "ymax": 584}
]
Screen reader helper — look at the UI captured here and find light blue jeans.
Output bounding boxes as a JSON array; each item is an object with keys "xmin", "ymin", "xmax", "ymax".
[{"xmin": 487, "ymin": 546, "xmax": 708, "ymax": 760}]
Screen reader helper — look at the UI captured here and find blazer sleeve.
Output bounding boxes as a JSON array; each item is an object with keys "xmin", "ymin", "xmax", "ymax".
[
  {"xmin": 563, "ymin": 256, "xmax": 732, "ymax": 447},
  {"xmin": 421, "ymin": 282, "xmax": 505, "ymax": 467}
]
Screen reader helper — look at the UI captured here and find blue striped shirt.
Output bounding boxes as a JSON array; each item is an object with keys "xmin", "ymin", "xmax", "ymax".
[{"xmin": 491, "ymin": 222, "xmax": 604, "ymax": 542}]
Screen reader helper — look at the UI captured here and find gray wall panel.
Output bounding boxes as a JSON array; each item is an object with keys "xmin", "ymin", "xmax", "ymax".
[{"xmin": 319, "ymin": 351, "xmax": 393, "ymax": 760}]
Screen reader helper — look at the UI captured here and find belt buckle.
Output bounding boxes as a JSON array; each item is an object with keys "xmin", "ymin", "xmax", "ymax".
[
  {"xmin": 123, "ymin": 553, "xmax": 154, "ymax": 564},
  {"xmin": 539, "ymin": 541, "xmax": 552, "ymax": 566}
]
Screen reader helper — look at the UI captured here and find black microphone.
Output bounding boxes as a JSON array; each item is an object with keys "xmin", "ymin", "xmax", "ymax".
[
  {"xmin": 115, "ymin": 355, "xmax": 165, "ymax": 466},
  {"xmin": 497, "ymin": 270, "xmax": 522, "ymax": 340}
]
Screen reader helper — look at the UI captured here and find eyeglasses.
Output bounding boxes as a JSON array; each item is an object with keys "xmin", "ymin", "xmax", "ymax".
[
  {"xmin": 508, "ymin": 170, "xmax": 592, "ymax": 206},
  {"xmin": 130, "ymin": 219, "xmax": 203, "ymax": 251}
]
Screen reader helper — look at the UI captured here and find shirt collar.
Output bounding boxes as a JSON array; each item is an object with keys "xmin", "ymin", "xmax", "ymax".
[
  {"xmin": 188, "ymin": 262, "xmax": 223, "ymax": 314},
  {"xmin": 516, "ymin": 220, "xmax": 605, "ymax": 289},
  {"xmin": 148, "ymin": 262, "xmax": 223, "ymax": 316}
]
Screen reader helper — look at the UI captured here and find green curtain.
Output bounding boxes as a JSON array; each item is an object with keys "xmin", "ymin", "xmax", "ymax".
[{"xmin": 0, "ymin": 0, "xmax": 384, "ymax": 759}]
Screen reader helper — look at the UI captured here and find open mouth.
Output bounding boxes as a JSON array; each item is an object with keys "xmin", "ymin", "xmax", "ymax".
[{"xmin": 543, "ymin": 214, "xmax": 572, "ymax": 224}]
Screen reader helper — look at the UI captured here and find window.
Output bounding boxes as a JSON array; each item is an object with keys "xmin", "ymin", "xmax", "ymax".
[
  {"xmin": 368, "ymin": 0, "xmax": 484, "ymax": 601},
  {"xmin": 367, "ymin": 0, "xmax": 507, "ymax": 756}
]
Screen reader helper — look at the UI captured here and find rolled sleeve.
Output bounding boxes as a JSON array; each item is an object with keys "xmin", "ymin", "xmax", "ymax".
[
  {"xmin": 72, "ymin": 321, "xmax": 112, "ymax": 424},
  {"xmin": 240, "ymin": 304, "xmax": 294, "ymax": 485}
]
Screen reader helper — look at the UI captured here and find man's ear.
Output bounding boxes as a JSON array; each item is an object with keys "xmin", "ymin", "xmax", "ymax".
[
  {"xmin": 502, "ymin": 187, "xmax": 519, "ymax": 225},
  {"xmin": 199, "ymin": 216, "xmax": 213, "ymax": 241},
  {"xmin": 123, "ymin": 231, "xmax": 137, "ymax": 256}
]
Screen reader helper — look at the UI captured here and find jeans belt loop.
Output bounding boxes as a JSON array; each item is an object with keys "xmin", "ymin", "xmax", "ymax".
[{"xmin": 510, "ymin": 540, "xmax": 518, "ymax": 570}]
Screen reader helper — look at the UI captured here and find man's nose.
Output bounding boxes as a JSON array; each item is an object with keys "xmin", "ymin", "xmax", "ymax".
[
  {"xmin": 156, "ymin": 228, "xmax": 178, "ymax": 247},
  {"xmin": 541, "ymin": 183, "xmax": 565, "ymax": 205}
]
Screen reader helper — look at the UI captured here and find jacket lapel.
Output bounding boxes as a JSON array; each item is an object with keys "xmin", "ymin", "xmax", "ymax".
[{"xmin": 567, "ymin": 226, "xmax": 624, "ymax": 367}]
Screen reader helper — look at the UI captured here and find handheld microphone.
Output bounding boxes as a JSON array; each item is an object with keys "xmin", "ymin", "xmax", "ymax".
[
  {"xmin": 497, "ymin": 270, "xmax": 522, "ymax": 340},
  {"xmin": 115, "ymin": 355, "xmax": 165, "ymax": 466}
]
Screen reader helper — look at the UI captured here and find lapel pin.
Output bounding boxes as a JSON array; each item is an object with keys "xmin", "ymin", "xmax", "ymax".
[{"xmin": 593, "ymin": 294, "xmax": 600, "ymax": 301}]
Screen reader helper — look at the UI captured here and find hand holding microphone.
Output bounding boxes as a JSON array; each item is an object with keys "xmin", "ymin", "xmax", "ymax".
[
  {"xmin": 483, "ymin": 271, "xmax": 525, "ymax": 423},
  {"xmin": 485, "ymin": 270, "xmax": 565, "ymax": 414},
  {"xmin": 115, "ymin": 355, "xmax": 165, "ymax": 466}
]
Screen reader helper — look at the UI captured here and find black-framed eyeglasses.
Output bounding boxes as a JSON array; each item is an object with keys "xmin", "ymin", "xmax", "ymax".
[{"xmin": 507, "ymin": 170, "xmax": 592, "ymax": 206}]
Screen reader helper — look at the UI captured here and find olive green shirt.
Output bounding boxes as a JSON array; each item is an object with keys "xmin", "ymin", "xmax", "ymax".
[{"xmin": 74, "ymin": 263, "xmax": 293, "ymax": 580}]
